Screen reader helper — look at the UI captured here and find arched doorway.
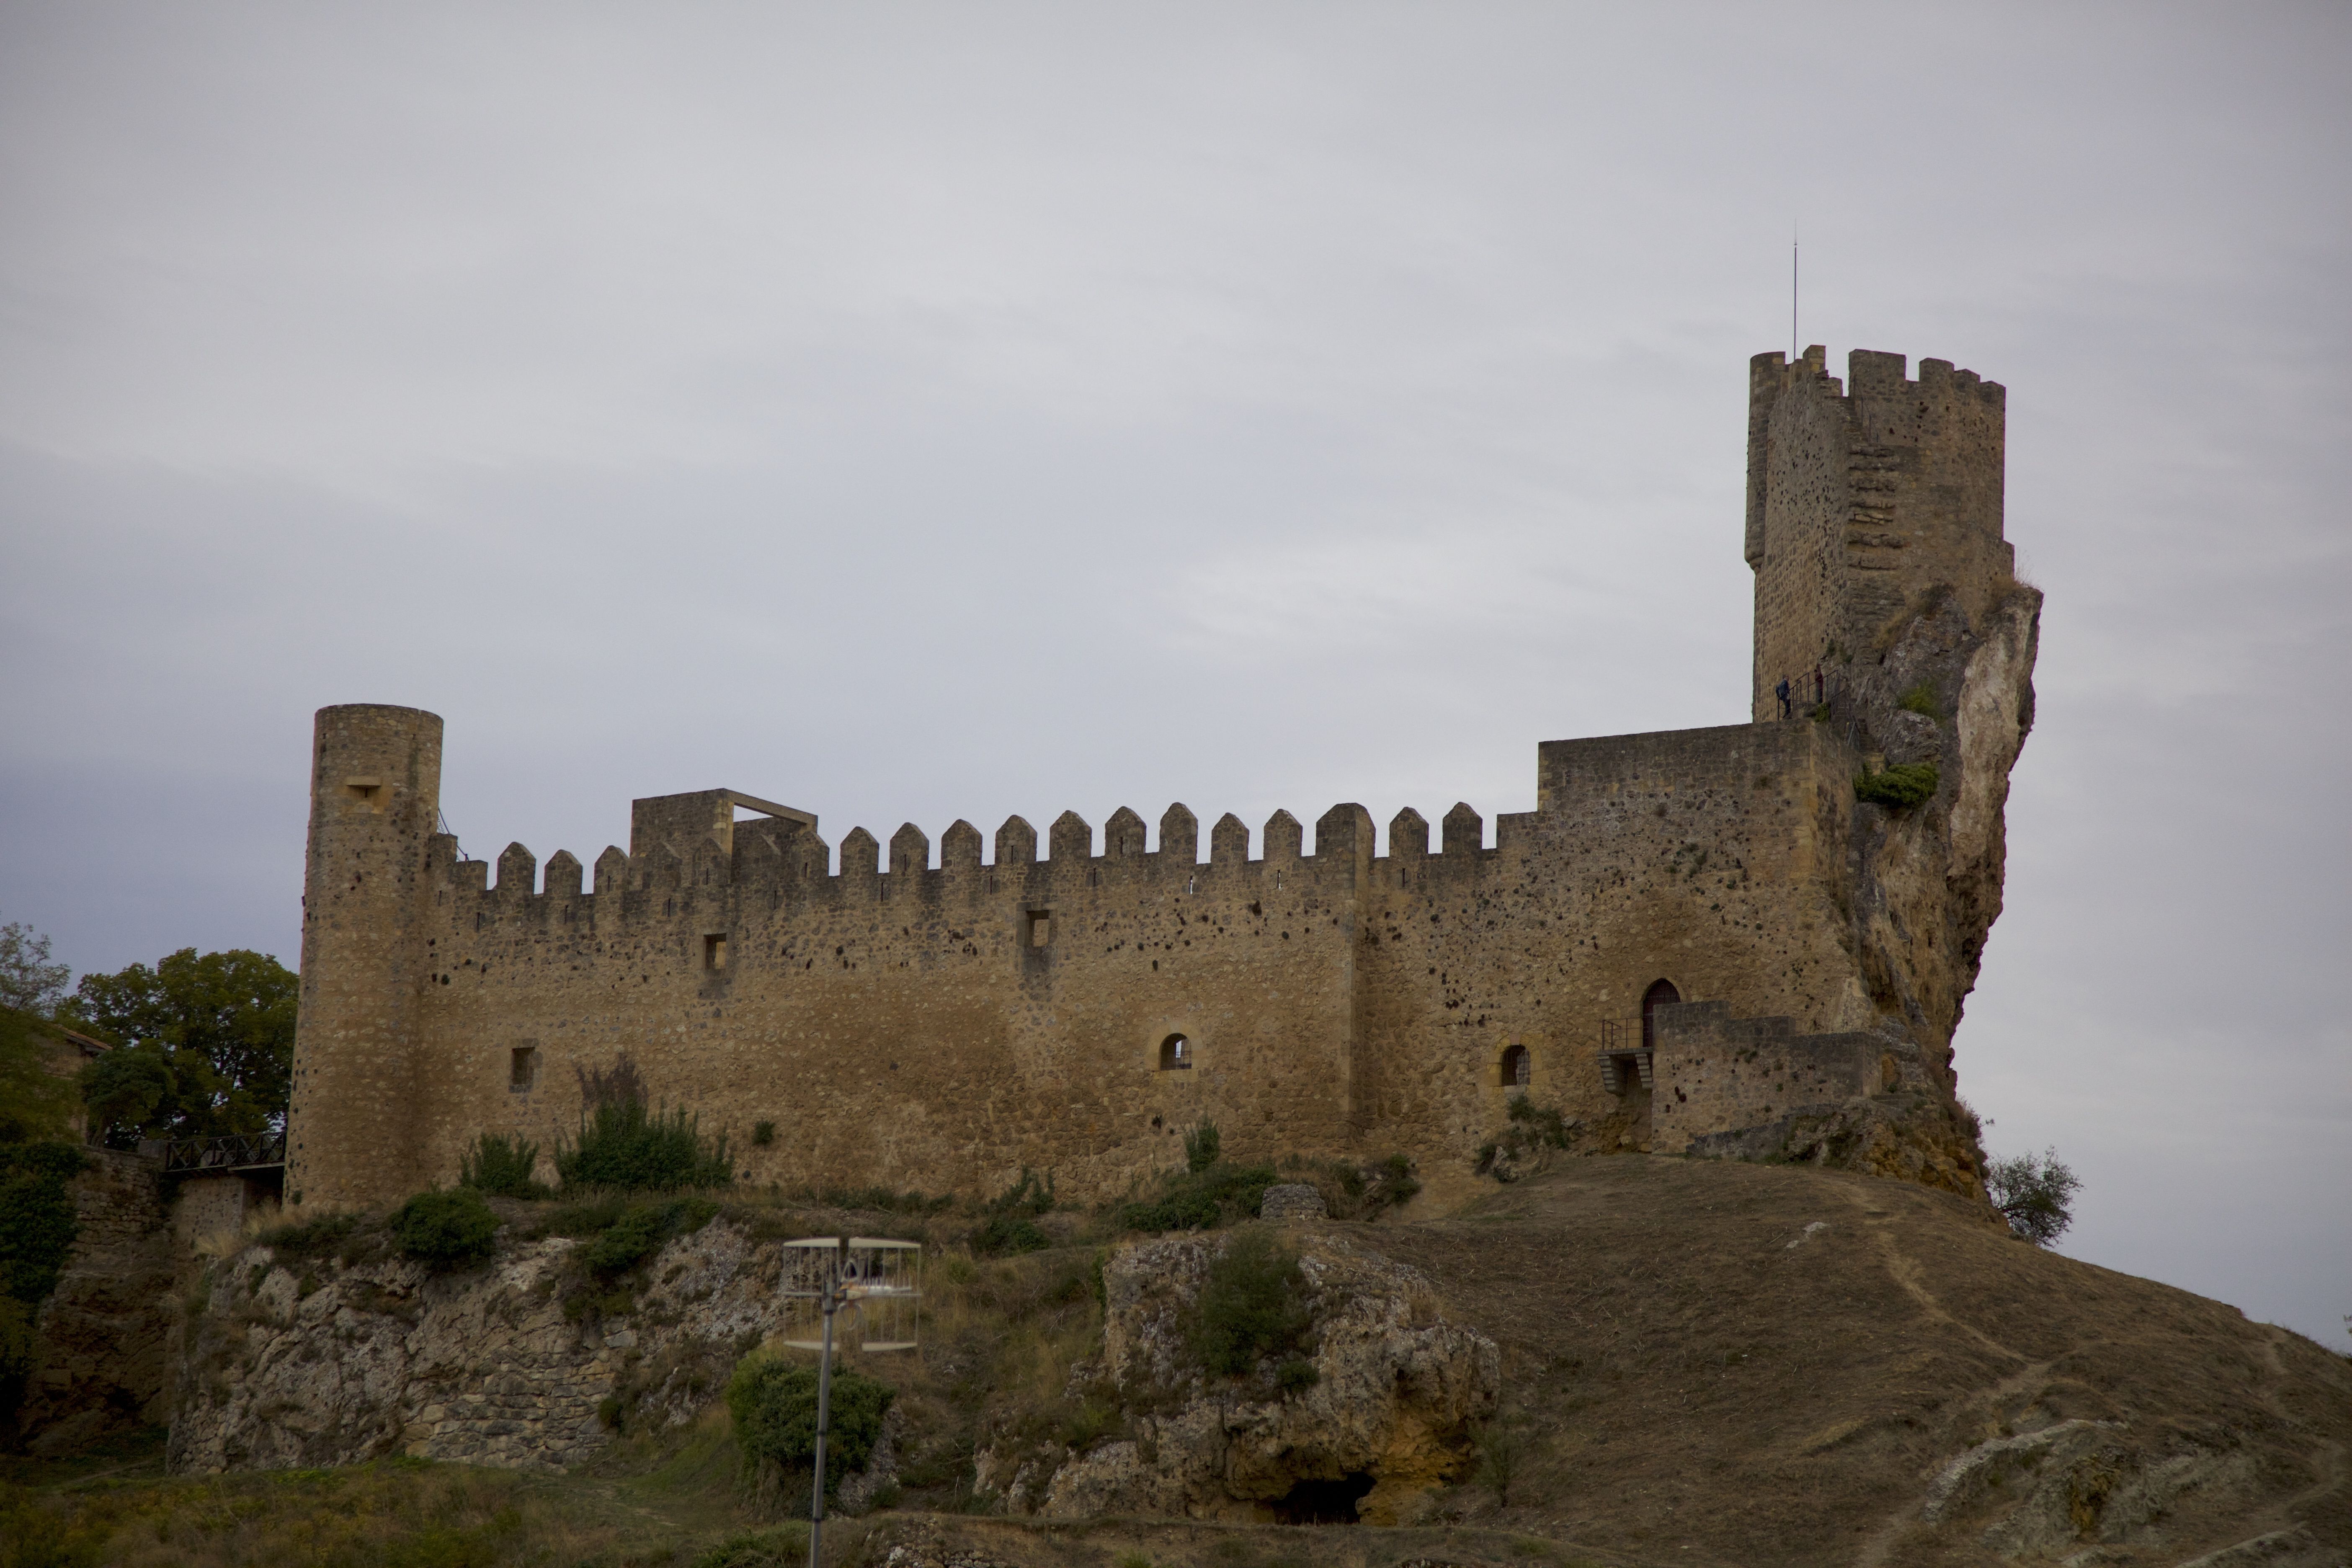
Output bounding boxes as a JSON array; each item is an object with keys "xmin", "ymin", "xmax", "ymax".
[
  {"xmin": 1499, "ymin": 1044, "xmax": 1530, "ymax": 1089},
  {"xmin": 1159, "ymin": 1033, "xmax": 1192, "ymax": 1071},
  {"xmin": 1641, "ymin": 978, "xmax": 1681, "ymax": 1050}
]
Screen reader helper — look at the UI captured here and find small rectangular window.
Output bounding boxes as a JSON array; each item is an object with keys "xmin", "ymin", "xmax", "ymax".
[
  {"xmin": 1026, "ymin": 910, "xmax": 1051, "ymax": 948},
  {"xmin": 705, "ymin": 934, "xmax": 728, "ymax": 970},
  {"xmin": 509, "ymin": 1046, "xmax": 537, "ymax": 1091}
]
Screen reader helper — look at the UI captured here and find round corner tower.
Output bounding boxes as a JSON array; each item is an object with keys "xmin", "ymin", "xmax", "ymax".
[{"xmin": 284, "ymin": 704, "xmax": 444, "ymax": 1215}]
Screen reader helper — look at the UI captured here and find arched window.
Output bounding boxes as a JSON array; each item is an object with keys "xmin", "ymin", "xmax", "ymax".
[
  {"xmin": 1641, "ymin": 978, "xmax": 1681, "ymax": 1050},
  {"xmin": 1499, "ymin": 1044, "xmax": 1530, "ymax": 1089},
  {"xmin": 1159, "ymin": 1033, "xmax": 1192, "ymax": 1071}
]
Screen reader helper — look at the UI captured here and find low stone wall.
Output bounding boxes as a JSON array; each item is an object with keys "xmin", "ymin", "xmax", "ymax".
[{"xmin": 1648, "ymin": 1001, "xmax": 1892, "ymax": 1156}]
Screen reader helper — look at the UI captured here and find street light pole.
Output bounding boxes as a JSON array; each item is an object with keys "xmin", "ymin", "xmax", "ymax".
[{"xmin": 809, "ymin": 1238, "xmax": 841, "ymax": 1568}]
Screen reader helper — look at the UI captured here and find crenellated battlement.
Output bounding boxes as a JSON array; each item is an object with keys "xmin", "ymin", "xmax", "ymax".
[{"xmin": 425, "ymin": 788, "xmax": 1527, "ymax": 950}]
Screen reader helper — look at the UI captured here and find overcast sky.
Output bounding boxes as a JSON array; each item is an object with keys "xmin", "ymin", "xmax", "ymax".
[{"xmin": 2, "ymin": 4, "xmax": 2345, "ymax": 1346}]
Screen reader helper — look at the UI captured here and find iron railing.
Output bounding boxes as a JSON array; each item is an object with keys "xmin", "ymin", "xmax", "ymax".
[{"xmin": 160, "ymin": 1130, "xmax": 287, "ymax": 1173}]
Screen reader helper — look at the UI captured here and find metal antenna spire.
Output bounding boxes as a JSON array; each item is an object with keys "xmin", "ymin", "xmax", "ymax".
[{"xmin": 1792, "ymin": 225, "xmax": 1799, "ymax": 361}]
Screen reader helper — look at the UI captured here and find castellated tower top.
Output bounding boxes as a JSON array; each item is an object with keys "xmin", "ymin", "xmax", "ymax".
[{"xmin": 1745, "ymin": 347, "xmax": 2011, "ymax": 723}]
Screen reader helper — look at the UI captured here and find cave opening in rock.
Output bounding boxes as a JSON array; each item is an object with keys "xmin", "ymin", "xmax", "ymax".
[{"xmin": 1270, "ymin": 1472, "xmax": 1375, "ymax": 1524}]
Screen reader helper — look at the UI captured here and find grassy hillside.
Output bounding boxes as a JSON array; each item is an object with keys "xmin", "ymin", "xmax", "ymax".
[{"xmin": 5, "ymin": 1156, "xmax": 2346, "ymax": 1567}]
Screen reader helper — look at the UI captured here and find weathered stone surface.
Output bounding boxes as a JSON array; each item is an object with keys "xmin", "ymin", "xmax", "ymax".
[
  {"xmin": 1257, "ymin": 1184, "xmax": 1326, "ymax": 1221},
  {"xmin": 977, "ymin": 1233, "xmax": 1496, "ymax": 1526},
  {"xmin": 168, "ymin": 1217, "xmax": 793, "ymax": 1475}
]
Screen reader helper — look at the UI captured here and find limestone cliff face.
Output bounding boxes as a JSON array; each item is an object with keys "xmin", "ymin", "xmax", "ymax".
[
  {"xmin": 169, "ymin": 1217, "xmax": 784, "ymax": 1475},
  {"xmin": 980, "ymin": 1232, "xmax": 1498, "ymax": 1527},
  {"xmin": 1840, "ymin": 582, "xmax": 2043, "ymax": 1193}
]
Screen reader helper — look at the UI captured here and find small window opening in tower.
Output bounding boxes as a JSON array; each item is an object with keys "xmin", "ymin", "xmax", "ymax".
[
  {"xmin": 343, "ymin": 776, "xmax": 381, "ymax": 805},
  {"xmin": 704, "ymin": 934, "xmax": 728, "ymax": 971},
  {"xmin": 1642, "ymin": 978, "xmax": 1682, "ymax": 1050},
  {"xmin": 1027, "ymin": 910, "xmax": 1052, "ymax": 948},
  {"xmin": 509, "ymin": 1046, "xmax": 538, "ymax": 1091},
  {"xmin": 1160, "ymin": 1033, "xmax": 1192, "ymax": 1070},
  {"xmin": 1500, "ymin": 1043, "xmax": 1530, "ymax": 1089}
]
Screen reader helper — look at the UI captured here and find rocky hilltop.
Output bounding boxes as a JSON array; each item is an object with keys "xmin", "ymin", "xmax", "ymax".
[{"xmin": 162, "ymin": 1155, "xmax": 2352, "ymax": 1566}]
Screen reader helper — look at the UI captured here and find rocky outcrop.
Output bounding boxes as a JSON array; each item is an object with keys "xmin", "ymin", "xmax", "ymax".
[
  {"xmin": 978, "ymin": 1232, "xmax": 1497, "ymax": 1526},
  {"xmin": 169, "ymin": 1215, "xmax": 789, "ymax": 1474}
]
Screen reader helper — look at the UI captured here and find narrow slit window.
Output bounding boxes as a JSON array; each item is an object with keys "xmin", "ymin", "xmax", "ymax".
[
  {"xmin": 509, "ymin": 1046, "xmax": 538, "ymax": 1091},
  {"xmin": 1160, "ymin": 1033, "xmax": 1192, "ymax": 1071}
]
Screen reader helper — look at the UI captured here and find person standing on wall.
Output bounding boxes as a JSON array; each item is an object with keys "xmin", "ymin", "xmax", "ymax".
[{"xmin": 1775, "ymin": 677, "xmax": 1792, "ymax": 720}]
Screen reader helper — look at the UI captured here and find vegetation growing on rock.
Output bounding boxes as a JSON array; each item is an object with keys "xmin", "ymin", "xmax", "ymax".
[
  {"xmin": 392, "ymin": 1187, "xmax": 500, "ymax": 1269},
  {"xmin": 1855, "ymin": 761, "xmax": 1942, "ymax": 809}
]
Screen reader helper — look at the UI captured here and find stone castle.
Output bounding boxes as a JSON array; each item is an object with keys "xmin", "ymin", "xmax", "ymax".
[{"xmin": 284, "ymin": 346, "xmax": 2041, "ymax": 1217}]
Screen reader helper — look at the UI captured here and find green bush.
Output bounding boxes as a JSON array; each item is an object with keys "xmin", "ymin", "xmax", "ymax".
[
  {"xmin": 1117, "ymin": 1158, "xmax": 1279, "ymax": 1233},
  {"xmin": 1897, "ymin": 681, "xmax": 1942, "ymax": 720},
  {"xmin": 459, "ymin": 1132, "xmax": 549, "ymax": 1199},
  {"xmin": 974, "ymin": 1168, "xmax": 1055, "ymax": 1256},
  {"xmin": 1854, "ymin": 762, "xmax": 1940, "ymax": 809},
  {"xmin": 392, "ymin": 1188, "xmax": 500, "ymax": 1269},
  {"xmin": 751, "ymin": 1120, "xmax": 776, "ymax": 1147},
  {"xmin": 724, "ymin": 1349, "xmax": 894, "ymax": 1508},
  {"xmin": 802, "ymin": 1185, "xmax": 953, "ymax": 1215},
  {"xmin": 1274, "ymin": 1356, "xmax": 1320, "ymax": 1395},
  {"xmin": 1986, "ymin": 1147, "xmax": 2081, "ymax": 1246},
  {"xmin": 1183, "ymin": 1120, "xmax": 1220, "ymax": 1173},
  {"xmin": 1189, "ymin": 1228, "xmax": 1313, "ymax": 1376},
  {"xmin": 690, "ymin": 1525, "xmax": 811, "ymax": 1568},
  {"xmin": 553, "ymin": 1055, "xmax": 732, "ymax": 1193},
  {"xmin": 576, "ymin": 1196, "xmax": 719, "ymax": 1276}
]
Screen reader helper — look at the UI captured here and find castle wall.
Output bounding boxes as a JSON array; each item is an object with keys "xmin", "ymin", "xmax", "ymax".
[
  {"xmin": 1647, "ymin": 1001, "xmax": 1885, "ymax": 1156},
  {"xmin": 287, "ymin": 714, "xmax": 1888, "ymax": 1210}
]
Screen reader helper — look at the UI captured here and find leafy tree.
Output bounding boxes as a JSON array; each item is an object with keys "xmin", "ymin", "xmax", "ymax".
[
  {"xmin": 67, "ymin": 948, "xmax": 297, "ymax": 1145},
  {"xmin": 1986, "ymin": 1147, "xmax": 2082, "ymax": 1246},
  {"xmin": 0, "ymin": 1003, "xmax": 80, "ymax": 1145},
  {"xmin": 0, "ymin": 922, "xmax": 71, "ymax": 1016}
]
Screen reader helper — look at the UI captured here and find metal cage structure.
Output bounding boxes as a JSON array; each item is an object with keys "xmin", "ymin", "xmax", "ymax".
[{"xmin": 777, "ymin": 1235, "xmax": 922, "ymax": 1354}]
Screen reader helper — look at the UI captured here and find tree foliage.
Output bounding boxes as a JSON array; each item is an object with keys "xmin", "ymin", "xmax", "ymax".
[
  {"xmin": 68, "ymin": 947, "xmax": 297, "ymax": 1145},
  {"xmin": 1986, "ymin": 1146, "xmax": 2082, "ymax": 1246},
  {"xmin": 0, "ymin": 923, "xmax": 71, "ymax": 1016}
]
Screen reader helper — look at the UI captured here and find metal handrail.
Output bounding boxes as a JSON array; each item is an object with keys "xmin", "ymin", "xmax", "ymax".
[{"xmin": 160, "ymin": 1130, "xmax": 287, "ymax": 1173}]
